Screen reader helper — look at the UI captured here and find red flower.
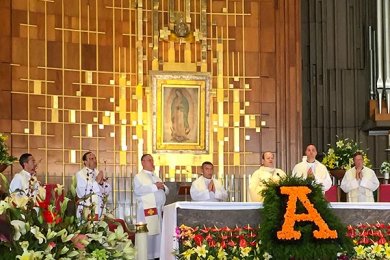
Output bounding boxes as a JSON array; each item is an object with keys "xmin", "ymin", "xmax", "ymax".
[
  {"xmin": 239, "ymin": 238, "xmax": 247, "ymax": 248},
  {"xmin": 243, "ymin": 224, "xmax": 253, "ymax": 231},
  {"xmin": 193, "ymin": 234, "xmax": 203, "ymax": 246},
  {"xmin": 37, "ymin": 200, "xmax": 49, "ymax": 210},
  {"xmin": 220, "ymin": 240, "xmax": 227, "ymax": 249},
  {"xmin": 228, "ymin": 240, "xmax": 236, "ymax": 247},
  {"xmin": 358, "ymin": 237, "xmax": 370, "ymax": 245},
  {"xmin": 378, "ymin": 237, "xmax": 387, "ymax": 245},
  {"xmin": 42, "ymin": 210, "xmax": 62, "ymax": 224},
  {"xmin": 208, "ymin": 239, "xmax": 216, "ymax": 247},
  {"xmin": 375, "ymin": 222, "xmax": 385, "ymax": 229}
]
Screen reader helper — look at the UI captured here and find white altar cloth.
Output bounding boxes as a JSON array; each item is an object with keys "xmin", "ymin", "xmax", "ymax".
[{"xmin": 160, "ymin": 202, "xmax": 390, "ymax": 259}]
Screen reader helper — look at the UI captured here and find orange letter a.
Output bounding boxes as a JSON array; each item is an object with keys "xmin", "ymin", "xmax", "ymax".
[{"xmin": 276, "ymin": 186, "xmax": 337, "ymax": 240}]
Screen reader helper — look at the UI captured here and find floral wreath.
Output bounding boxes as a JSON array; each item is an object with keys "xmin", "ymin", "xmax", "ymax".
[{"xmin": 259, "ymin": 175, "xmax": 354, "ymax": 259}]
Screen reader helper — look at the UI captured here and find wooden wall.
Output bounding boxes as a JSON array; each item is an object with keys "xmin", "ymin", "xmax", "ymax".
[
  {"xmin": 0, "ymin": 0, "xmax": 302, "ymax": 183},
  {"xmin": 301, "ymin": 0, "xmax": 388, "ymax": 168}
]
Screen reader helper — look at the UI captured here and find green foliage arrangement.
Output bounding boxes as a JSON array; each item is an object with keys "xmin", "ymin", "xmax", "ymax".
[
  {"xmin": 0, "ymin": 133, "xmax": 17, "ymax": 167},
  {"xmin": 259, "ymin": 175, "xmax": 354, "ymax": 259}
]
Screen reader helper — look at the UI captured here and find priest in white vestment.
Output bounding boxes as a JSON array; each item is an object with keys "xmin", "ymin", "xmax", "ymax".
[
  {"xmin": 292, "ymin": 144, "xmax": 332, "ymax": 191},
  {"xmin": 190, "ymin": 161, "xmax": 228, "ymax": 202},
  {"xmin": 249, "ymin": 151, "xmax": 286, "ymax": 202},
  {"xmin": 134, "ymin": 154, "xmax": 169, "ymax": 260},
  {"xmin": 340, "ymin": 152, "xmax": 379, "ymax": 202},
  {"xmin": 10, "ymin": 153, "xmax": 41, "ymax": 196},
  {"xmin": 76, "ymin": 152, "xmax": 112, "ymax": 219}
]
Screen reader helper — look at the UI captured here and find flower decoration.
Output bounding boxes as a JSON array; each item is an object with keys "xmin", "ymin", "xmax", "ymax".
[
  {"xmin": 346, "ymin": 222, "xmax": 390, "ymax": 259},
  {"xmin": 0, "ymin": 133, "xmax": 17, "ymax": 167},
  {"xmin": 259, "ymin": 175, "xmax": 354, "ymax": 259},
  {"xmin": 0, "ymin": 178, "xmax": 135, "ymax": 259},
  {"xmin": 175, "ymin": 224, "xmax": 267, "ymax": 259},
  {"xmin": 380, "ymin": 161, "xmax": 390, "ymax": 175},
  {"xmin": 322, "ymin": 137, "xmax": 371, "ymax": 170},
  {"xmin": 276, "ymin": 186, "xmax": 337, "ymax": 240}
]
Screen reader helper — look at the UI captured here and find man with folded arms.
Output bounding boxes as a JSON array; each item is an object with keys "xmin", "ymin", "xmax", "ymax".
[{"xmin": 134, "ymin": 154, "xmax": 169, "ymax": 260}]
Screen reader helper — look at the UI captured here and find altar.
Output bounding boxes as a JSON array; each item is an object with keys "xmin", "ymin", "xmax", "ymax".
[{"xmin": 160, "ymin": 202, "xmax": 390, "ymax": 259}]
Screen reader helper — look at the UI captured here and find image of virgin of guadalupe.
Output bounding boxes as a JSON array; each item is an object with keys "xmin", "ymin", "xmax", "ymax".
[{"xmin": 171, "ymin": 89, "xmax": 191, "ymax": 142}]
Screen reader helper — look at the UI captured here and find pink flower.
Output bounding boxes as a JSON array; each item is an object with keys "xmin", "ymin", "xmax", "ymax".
[{"xmin": 71, "ymin": 234, "xmax": 88, "ymax": 250}]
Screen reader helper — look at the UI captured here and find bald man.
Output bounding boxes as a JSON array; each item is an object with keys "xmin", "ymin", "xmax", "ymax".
[{"xmin": 292, "ymin": 144, "xmax": 332, "ymax": 191}]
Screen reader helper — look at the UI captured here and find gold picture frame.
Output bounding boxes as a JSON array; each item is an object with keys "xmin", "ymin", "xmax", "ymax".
[{"xmin": 150, "ymin": 71, "xmax": 210, "ymax": 153}]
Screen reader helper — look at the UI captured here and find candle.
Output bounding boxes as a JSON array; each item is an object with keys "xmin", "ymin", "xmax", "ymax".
[
  {"xmin": 135, "ymin": 222, "xmax": 148, "ymax": 260},
  {"xmin": 243, "ymin": 174, "xmax": 247, "ymax": 202}
]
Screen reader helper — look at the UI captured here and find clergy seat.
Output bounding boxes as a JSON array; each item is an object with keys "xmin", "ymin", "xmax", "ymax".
[
  {"xmin": 378, "ymin": 184, "xmax": 390, "ymax": 202},
  {"xmin": 324, "ymin": 185, "xmax": 338, "ymax": 202},
  {"xmin": 107, "ymin": 218, "xmax": 135, "ymax": 243}
]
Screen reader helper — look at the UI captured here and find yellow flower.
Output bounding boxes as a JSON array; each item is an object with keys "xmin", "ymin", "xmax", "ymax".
[
  {"xmin": 371, "ymin": 243, "xmax": 384, "ymax": 256},
  {"xmin": 240, "ymin": 246, "xmax": 251, "ymax": 257},
  {"xmin": 194, "ymin": 245, "xmax": 208, "ymax": 258},
  {"xmin": 0, "ymin": 200, "xmax": 10, "ymax": 214},
  {"xmin": 384, "ymin": 243, "xmax": 390, "ymax": 259},
  {"xmin": 16, "ymin": 251, "xmax": 34, "ymax": 260},
  {"xmin": 354, "ymin": 245, "xmax": 366, "ymax": 257},
  {"xmin": 9, "ymin": 194, "xmax": 29, "ymax": 209},
  {"xmin": 181, "ymin": 248, "xmax": 195, "ymax": 260},
  {"xmin": 336, "ymin": 140, "xmax": 343, "ymax": 148},
  {"xmin": 217, "ymin": 248, "xmax": 227, "ymax": 260},
  {"xmin": 207, "ymin": 256, "xmax": 215, "ymax": 260}
]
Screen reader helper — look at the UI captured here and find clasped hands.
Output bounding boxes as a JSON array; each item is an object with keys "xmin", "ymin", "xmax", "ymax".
[
  {"xmin": 355, "ymin": 168, "xmax": 363, "ymax": 180},
  {"xmin": 155, "ymin": 182, "xmax": 166, "ymax": 190},
  {"xmin": 96, "ymin": 170, "xmax": 108, "ymax": 185},
  {"xmin": 208, "ymin": 180, "xmax": 216, "ymax": 192}
]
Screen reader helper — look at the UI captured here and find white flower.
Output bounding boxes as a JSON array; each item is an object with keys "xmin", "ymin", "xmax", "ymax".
[
  {"xmin": 61, "ymin": 230, "xmax": 73, "ymax": 243},
  {"xmin": 263, "ymin": 252, "xmax": 273, "ymax": 260},
  {"xmin": 37, "ymin": 186, "xmax": 46, "ymax": 202},
  {"xmin": 11, "ymin": 220, "xmax": 28, "ymax": 240},
  {"xmin": 60, "ymin": 246, "xmax": 69, "ymax": 255},
  {"xmin": 67, "ymin": 250, "xmax": 79, "ymax": 258},
  {"xmin": 30, "ymin": 226, "xmax": 46, "ymax": 244},
  {"xmin": 54, "ymin": 184, "xmax": 64, "ymax": 196},
  {"xmin": 46, "ymin": 228, "xmax": 57, "ymax": 240}
]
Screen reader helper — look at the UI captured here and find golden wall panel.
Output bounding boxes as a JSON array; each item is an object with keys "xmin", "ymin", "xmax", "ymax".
[{"xmin": 2, "ymin": 0, "xmax": 302, "ymax": 198}]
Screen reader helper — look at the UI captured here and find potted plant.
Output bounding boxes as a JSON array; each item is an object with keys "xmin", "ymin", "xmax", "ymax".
[
  {"xmin": 380, "ymin": 161, "xmax": 390, "ymax": 180},
  {"xmin": 322, "ymin": 137, "xmax": 371, "ymax": 179},
  {"xmin": 0, "ymin": 133, "xmax": 17, "ymax": 172}
]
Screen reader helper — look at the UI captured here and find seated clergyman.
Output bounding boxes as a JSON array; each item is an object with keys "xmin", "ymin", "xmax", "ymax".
[
  {"xmin": 340, "ymin": 152, "xmax": 379, "ymax": 202},
  {"xmin": 190, "ymin": 161, "xmax": 228, "ymax": 202}
]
